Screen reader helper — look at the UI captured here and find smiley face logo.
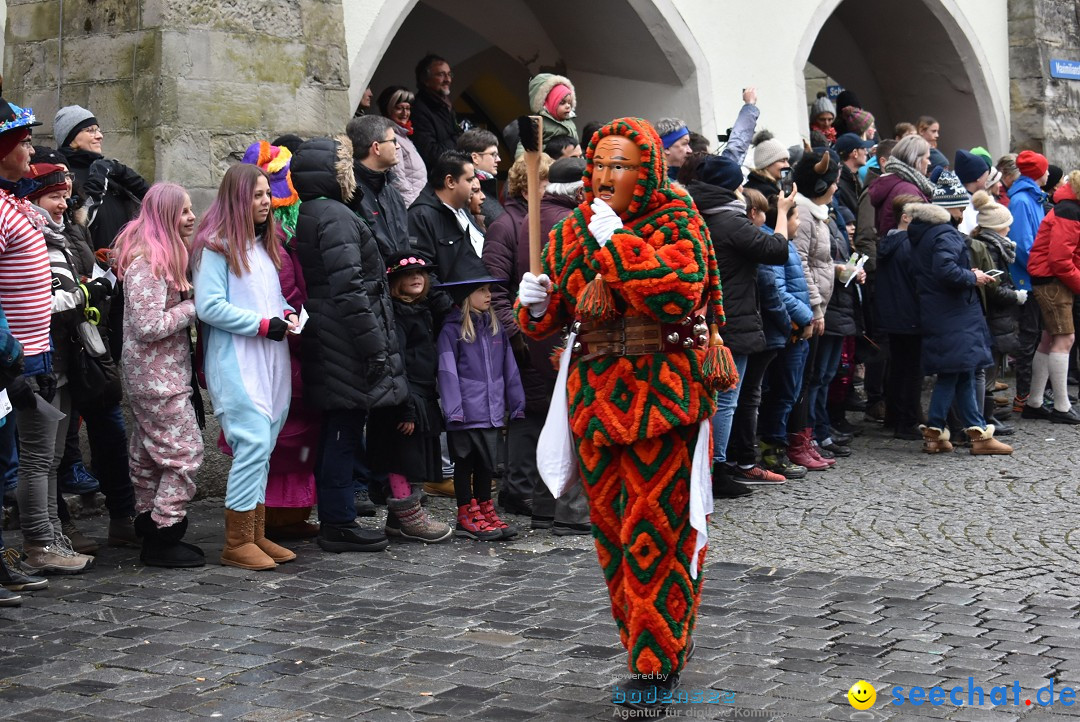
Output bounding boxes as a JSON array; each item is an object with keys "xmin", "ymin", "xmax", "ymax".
[{"xmin": 848, "ymin": 680, "xmax": 876, "ymax": 710}]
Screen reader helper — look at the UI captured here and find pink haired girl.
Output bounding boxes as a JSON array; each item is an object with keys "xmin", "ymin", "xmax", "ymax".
[{"xmin": 113, "ymin": 182, "xmax": 205, "ymax": 568}]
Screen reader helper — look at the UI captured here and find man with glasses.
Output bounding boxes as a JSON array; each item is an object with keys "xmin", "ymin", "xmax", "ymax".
[
  {"xmin": 411, "ymin": 54, "xmax": 462, "ymax": 168},
  {"xmin": 457, "ymin": 128, "xmax": 504, "ymax": 227},
  {"xmin": 345, "ymin": 115, "xmax": 411, "ymax": 262}
]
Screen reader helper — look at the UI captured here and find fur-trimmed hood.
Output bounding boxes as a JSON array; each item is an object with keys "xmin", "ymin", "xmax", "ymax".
[
  {"xmin": 1054, "ymin": 170, "xmax": 1080, "ymax": 204},
  {"xmin": 528, "ymin": 73, "xmax": 576, "ymax": 115},
  {"xmin": 289, "ymin": 134, "xmax": 357, "ymax": 204},
  {"xmin": 906, "ymin": 202, "xmax": 950, "ymax": 225}
]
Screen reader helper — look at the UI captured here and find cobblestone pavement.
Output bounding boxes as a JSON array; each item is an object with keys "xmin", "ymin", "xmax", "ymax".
[{"xmin": 3, "ymin": 412, "xmax": 1080, "ymax": 721}]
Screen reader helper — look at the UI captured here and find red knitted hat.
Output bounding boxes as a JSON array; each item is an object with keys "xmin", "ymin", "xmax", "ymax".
[{"xmin": 1016, "ymin": 150, "xmax": 1049, "ymax": 180}]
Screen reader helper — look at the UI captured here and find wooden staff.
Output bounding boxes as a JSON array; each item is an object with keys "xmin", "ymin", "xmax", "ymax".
[{"xmin": 518, "ymin": 115, "xmax": 544, "ymax": 275}]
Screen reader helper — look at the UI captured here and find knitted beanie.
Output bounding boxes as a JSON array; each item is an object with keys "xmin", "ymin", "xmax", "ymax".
[
  {"xmin": 953, "ymin": 150, "xmax": 988, "ymax": 185},
  {"xmin": 54, "ymin": 105, "xmax": 97, "ymax": 149},
  {"xmin": 24, "ymin": 162, "xmax": 67, "ymax": 202},
  {"xmin": 842, "ymin": 106, "xmax": 875, "ymax": 136},
  {"xmin": 810, "ymin": 95, "xmax": 836, "ymax": 121},
  {"xmin": 1044, "ymin": 164, "xmax": 1064, "ymax": 193},
  {"xmin": 753, "ymin": 138, "xmax": 789, "ymax": 170},
  {"xmin": 699, "ymin": 156, "xmax": 744, "ymax": 191},
  {"xmin": 1016, "ymin": 150, "xmax": 1049, "ymax": 180},
  {"xmin": 970, "ymin": 146, "xmax": 993, "ymax": 169},
  {"xmin": 972, "ymin": 190, "xmax": 1012, "ymax": 229},
  {"xmin": 931, "ymin": 170, "xmax": 970, "ymax": 208}
]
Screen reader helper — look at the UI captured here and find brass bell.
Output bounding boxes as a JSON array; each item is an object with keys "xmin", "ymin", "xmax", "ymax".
[
  {"xmin": 571, "ymin": 321, "xmax": 582, "ymax": 333},
  {"xmin": 682, "ymin": 337, "xmax": 695, "ymax": 348},
  {"xmin": 666, "ymin": 332, "xmax": 681, "ymax": 344},
  {"xmin": 572, "ymin": 342, "xmax": 582, "ymax": 352},
  {"xmin": 693, "ymin": 323, "xmax": 708, "ymax": 336},
  {"xmin": 697, "ymin": 334, "xmax": 708, "ymax": 346}
]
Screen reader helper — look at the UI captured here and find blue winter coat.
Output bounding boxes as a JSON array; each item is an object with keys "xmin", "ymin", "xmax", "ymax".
[
  {"xmin": 437, "ymin": 307, "xmax": 526, "ymax": 430},
  {"xmin": 907, "ymin": 204, "xmax": 993, "ymax": 374},
  {"xmin": 1006, "ymin": 175, "xmax": 1047, "ymax": 290},
  {"xmin": 875, "ymin": 229, "xmax": 921, "ymax": 334},
  {"xmin": 758, "ymin": 265, "xmax": 789, "ymax": 351},
  {"xmin": 767, "ymin": 236, "xmax": 814, "ymax": 338}
]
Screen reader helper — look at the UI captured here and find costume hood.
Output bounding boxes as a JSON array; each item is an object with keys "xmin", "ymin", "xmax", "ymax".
[{"xmin": 528, "ymin": 73, "xmax": 576, "ymax": 115}]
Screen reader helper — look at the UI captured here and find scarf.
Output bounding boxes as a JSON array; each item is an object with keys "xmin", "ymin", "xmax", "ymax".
[
  {"xmin": 884, "ymin": 157, "xmax": 935, "ymax": 198},
  {"xmin": 398, "ymin": 119, "xmax": 413, "ymax": 137},
  {"xmin": 811, "ymin": 123, "xmax": 837, "ymax": 145},
  {"xmin": 977, "ymin": 228, "xmax": 1017, "ymax": 265}
]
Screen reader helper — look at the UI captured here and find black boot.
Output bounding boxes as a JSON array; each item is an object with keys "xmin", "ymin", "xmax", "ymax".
[
  {"xmin": 0, "ymin": 553, "xmax": 48, "ymax": 592},
  {"xmin": 712, "ymin": 462, "xmax": 752, "ymax": 499},
  {"xmin": 135, "ymin": 513, "xmax": 205, "ymax": 568}
]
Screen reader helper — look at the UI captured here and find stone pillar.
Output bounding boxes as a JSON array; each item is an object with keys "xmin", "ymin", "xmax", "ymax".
[
  {"xmin": 4, "ymin": 0, "xmax": 351, "ymax": 208},
  {"xmin": 1009, "ymin": 0, "xmax": 1080, "ymax": 168}
]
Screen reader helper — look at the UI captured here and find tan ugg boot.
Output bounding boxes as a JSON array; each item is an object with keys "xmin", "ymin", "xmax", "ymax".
[
  {"xmin": 920, "ymin": 426, "xmax": 953, "ymax": 454},
  {"xmin": 965, "ymin": 425, "xmax": 1013, "ymax": 455},
  {"xmin": 253, "ymin": 503, "xmax": 296, "ymax": 563},
  {"xmin": 221, "ymin": 509, "xmax": 277, "ymax": 570}
]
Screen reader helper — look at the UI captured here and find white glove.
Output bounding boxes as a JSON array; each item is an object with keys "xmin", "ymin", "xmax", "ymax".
[
  {"xmin": 588, "ymin": 198, "xmax": 621, "ymax": 247},
  {"xmin": 1015, "ymin": 289, "xmax": 1028, "ymax": 305},
  {"xmin": 518, "ymin": 272, "xmax": 551, "ymax": 318}
]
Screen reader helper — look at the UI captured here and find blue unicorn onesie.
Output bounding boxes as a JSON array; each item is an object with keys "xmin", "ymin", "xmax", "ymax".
[{"xmin": 194, "ymin": 237, "xmax": 292, "ymax": 517}]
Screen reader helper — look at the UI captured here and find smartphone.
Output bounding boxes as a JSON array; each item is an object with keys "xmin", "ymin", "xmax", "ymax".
[
  {"xmin": 985, "ymin": 269, "xmax": 1004, "ymax": 277},
  {"xmin": 780, "ymin": 168, "xmax": 794, "ymax": 195}
]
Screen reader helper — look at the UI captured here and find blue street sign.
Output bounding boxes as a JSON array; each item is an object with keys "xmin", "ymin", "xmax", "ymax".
[
  {"xmin": 826, "ymin": 85, "xmax": 844, "ymax": 99},
  {"xmin": 1050, "ymin": 59, "xmax": 1080, "ymax": 80}
]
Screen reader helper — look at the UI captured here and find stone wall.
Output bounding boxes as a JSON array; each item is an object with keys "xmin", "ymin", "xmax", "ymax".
[
  {"xmin": 1009, "ymin": 0, "xmax": 1080, "ymax": 168},
  {"xmin": 4, "ymin": 0, "xmax": 351, "ymax": 209}
]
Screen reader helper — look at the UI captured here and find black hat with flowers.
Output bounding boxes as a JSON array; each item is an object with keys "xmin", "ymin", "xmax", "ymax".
[{"xmin": 386, "ymin": 251, "xmax": 436, "ymax": 276}]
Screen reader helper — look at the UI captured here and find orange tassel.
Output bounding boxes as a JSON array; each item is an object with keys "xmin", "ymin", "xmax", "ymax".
[
  {"xmin": 702, "ymin": 323, "xmax": 739, "ymax": 391},
  {"xmin": 577, "ymin": 274, "xmax": 618, "ymax": 323}
]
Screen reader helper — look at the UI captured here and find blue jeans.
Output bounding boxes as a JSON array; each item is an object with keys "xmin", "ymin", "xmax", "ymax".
[
  {"xmin": 928, "ymin": 370, "xmax": 984, "ymax": 429},
  {"xmin": 759, "ymin": 341, "xmax": 810, "ymax": 443},
  {"xmin": 711, "ymin": 354, "xmax": 748, "ymax": 463},
  {"xmin": 318, "ymin": 409, "xmax": 367, "ymax": 526},
  {"xmin": 809, "ymin": 336, "xmax": 844, "ymax": 441}
]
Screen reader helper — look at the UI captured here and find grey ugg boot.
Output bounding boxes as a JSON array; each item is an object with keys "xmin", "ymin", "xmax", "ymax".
[{"xmin": 386, "ymin": 493, "xmax": 452, "ymax": 543}]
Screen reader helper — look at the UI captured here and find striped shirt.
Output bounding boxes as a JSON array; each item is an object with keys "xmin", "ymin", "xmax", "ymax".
[{"xmin": 0, "ymin": 191, "xmax": 52, "ymax": 355}]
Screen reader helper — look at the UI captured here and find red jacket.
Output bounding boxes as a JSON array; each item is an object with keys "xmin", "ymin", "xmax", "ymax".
[{"xmin": 1028, "ymin": 182, "xmax": 1080, "ymax": 294}]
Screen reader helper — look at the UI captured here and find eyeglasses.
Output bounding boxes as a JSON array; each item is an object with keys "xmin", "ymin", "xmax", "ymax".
[
  {"xmin": 377, "ymin": 138, "xmax": 399, "ymax": 147},
  {"xmin": 480, "ymin": 150, "xmax": 500, "ymax": 159},
  {"xmin": 64, "ymin": 172, "xmax": 75, "ymax": 181},
  {"xmin": 78, "ymin": 126, "xmax": 102, "ymax": 136}
]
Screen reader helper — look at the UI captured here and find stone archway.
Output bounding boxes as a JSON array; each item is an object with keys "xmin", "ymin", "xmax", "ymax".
[
  {"xmin": 342, "ymin": 0, "xmax": 715, "ymax": 144},
  {"xmin": 795, "ymin": 0, "xmax": 1009, "ymax": 157}
]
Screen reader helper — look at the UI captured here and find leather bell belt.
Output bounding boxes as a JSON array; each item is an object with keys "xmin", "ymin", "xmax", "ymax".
[{"xmin": 572, "ymin": 314, "xmax": 709, "ymax": 361}]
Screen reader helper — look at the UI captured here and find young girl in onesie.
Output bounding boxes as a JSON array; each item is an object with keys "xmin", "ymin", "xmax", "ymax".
[
  {"xmin": 114, "ymin": 183, "xmax": 205, "ymax": 568},
  {"xmin": 367, "ymin": 252, "xmax": 452, "ymax": 543},
  {"xmin": 437, "ymin": 277, "xmax": 526, "ymax": 541},
  {"xmin": 191, "ymin": 164, "xmax": 297, "ymax": 571}
]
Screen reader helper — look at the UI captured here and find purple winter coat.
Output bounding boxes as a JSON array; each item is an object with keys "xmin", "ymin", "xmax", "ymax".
[
  {"xmin": 437, "ymin": 306, "xmax": 526, "ymax": 429},
  {"xmin": 868, "ymin": 173, "xmax": 929, "ymax": 236}
]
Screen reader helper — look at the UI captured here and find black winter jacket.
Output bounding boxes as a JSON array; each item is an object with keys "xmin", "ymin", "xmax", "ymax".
[
  {"xmin": 688, "ymin": 181, "xmax": 789, "ymax": 355},
  {"xmin": 290, "ymin": 136, "xmax": 408, "ymax": 412},
  {"xmin": 348, "ymin": 161, "xmax": 411, "ymax": 263},
  {"xmin": 407, "ymin": 185, "xmax": 489, "ymax": 285},
  {"xmin": 744, "ymin": 169, "xmax": 780, "ymax": 200},
  {"xmin": 824, "ymin": 214, "xmax": 858, "ymax": 337},
  {"xmin": 972, "ymin": 231, "xmax": 1022, "ymax": 354},
  {"xmin": 61, "ymin": 148, "xmax": 149, "ymax": 251},
  {"xmin": 411, "ymin": 88, "xmax": 462, "ymax": 168}
]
